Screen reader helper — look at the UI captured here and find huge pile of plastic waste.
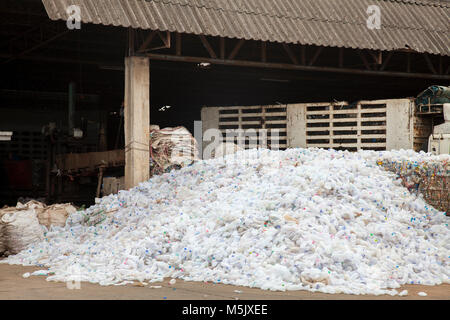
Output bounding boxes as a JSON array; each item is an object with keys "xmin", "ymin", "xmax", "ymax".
[{"xmin": 1, "ymin": 148, "xmax": 449, "ymax": 295}]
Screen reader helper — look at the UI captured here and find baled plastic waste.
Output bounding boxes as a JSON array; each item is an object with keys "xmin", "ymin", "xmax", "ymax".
[
  {"xmin": 0, "ymin": 201, "xmax": 76, "ymax": 255},
  {"xmin": 1, "ymin": 209, "xmax": 44, "ymax": 255}
]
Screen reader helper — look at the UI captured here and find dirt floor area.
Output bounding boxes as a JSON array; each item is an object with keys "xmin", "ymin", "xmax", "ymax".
[{"xmin": 0, "ymin": 264, "xmax": 448, "ymax": 300}]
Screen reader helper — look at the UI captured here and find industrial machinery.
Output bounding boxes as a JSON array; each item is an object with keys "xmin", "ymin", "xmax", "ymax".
[{"xmin": 428, "ymin": 103, "xmax": 450, "ymax": 155}]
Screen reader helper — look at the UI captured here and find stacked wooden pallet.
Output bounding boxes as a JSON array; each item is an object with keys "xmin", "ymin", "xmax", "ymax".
[
  {"xmin": 305, "ymin": 102, "xmax": 387, "ymax": 151},
  {"xmin": 218, "ymin": 105, "xmax": 288, "ymax": 150}
]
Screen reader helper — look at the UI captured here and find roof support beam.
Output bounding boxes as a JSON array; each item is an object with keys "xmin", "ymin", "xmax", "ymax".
[
  {"xmin": 423, "ymin": 54, "xmax": 437, "ymax": 74},
  {"xmin": 406, "ymin": 52, "xmax": 411, "ymax": 73},
  {"xmin": 357, "ymin": 50, "xmax": 372, "ymax": 70},
  {"xmin": 301, "ymin": 46, "xmax": 306, "ymax": 65},
  {"xmin": 261, "ymin": 41, "xmax": 267, "ymax": 62},
  {"xmin": 228, "ymin": 39, "xmax": 245, "ymax": 60},
  {"xmin": 176, "ymin": 33, "xmax": 181, "ymax": 56},
  {"xmin": 368, "ymin": 50, "xmax": 382, "ymax": 65},
  {"xmin": 146, "ymin": 53, "xmax": 450, "ymax": 80},
  {"xmin": 128, "ymin": 28, "xmax": 135, "ymax": 56},
  {"xmin": 220, "ymin": 37, "xmax": 225, "ymax": 59},
  {"xmin": 1, "ymin": 19, "xmax": 70, "ymax": 64},
  {"xmin": 309, "ymin": 47, "xmax": 323, "ymax": 66},
  {"xmin": 1, "ymin": 22, "xmax": 43, "ymax": 48},
  {"xmin": 157, "ymin": 31, "xmax": 171, "ymax": 48},
  {"xmin": 2, "ymin": 29, "xmax": 69, "ymax": 64},
  {"xmin": 138, "ymin": 31, "xmax": 170, "ymax": 53},
  {"xmin": 199, "ymin": 35, "xmax": 217, "ymax": 59},
  {"xmin": 138, "ymin": 31, "xmax": 157, "ymax": 52},
  {"xmin": 380, "ymin": 52, "xmax": 393, "ymax": 71},
  {"xmin": 282, "ymin": 43, "xmax": 298, "ymax": 65}
]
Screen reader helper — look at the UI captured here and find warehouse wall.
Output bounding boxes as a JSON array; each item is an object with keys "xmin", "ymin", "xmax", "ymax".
[
  {"xmin": 202, "ymin": 99, "xmax": 416, "ymax": 153},
  {"xmin": 284, "ymin": 99, "xmax": 413, "ymax": 150},
  {"xmin": 385, "ymin": 99, "xmax": 414, "ymax": 150}
]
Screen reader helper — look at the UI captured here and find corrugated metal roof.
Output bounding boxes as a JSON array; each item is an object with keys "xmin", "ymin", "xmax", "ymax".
[{"xmin": 42, "ymin": 0, "xmax": 450, "ymax": 56}]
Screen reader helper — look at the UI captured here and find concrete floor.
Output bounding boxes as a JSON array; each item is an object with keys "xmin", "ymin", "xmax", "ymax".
[{"xmin": 0, "ymin": 264, "xmax": 448, "ymax": 300}]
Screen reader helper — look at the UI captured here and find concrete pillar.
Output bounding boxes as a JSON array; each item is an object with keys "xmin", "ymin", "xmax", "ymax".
[
  {"xmin": 124, "ymin": 56, "xmax": 150, "ymax": 189},
  {"xmin": 287, "ymin": 104, "xmax": 307, "ymax": 148},
  {"xmin": 385, "ymin": 98, "xmax": 414, "ymax": 150}
]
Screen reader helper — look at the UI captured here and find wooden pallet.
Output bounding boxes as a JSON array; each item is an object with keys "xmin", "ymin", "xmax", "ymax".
[
  {"xmin": 305, "ymin": 102, "xmax": 387, "ymax": 151},
  {"xmin": 218, "ymin": 105, "xmax": 288, "ymax": 150}
]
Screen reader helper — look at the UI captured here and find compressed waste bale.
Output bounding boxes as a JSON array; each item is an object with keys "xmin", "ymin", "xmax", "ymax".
[
  {"xmin": 376, "ymin": 152, "xmax": 450, "ymax": 214},
  {"xmin": 1, "ymin": 209, "xmax": 44, "ymax": 255},
  {"xmin": 18, "ymin": 200, "xmax": 46, "ymax": 222},
  {"xmin": 1, "ymin": 203, "xmax": 44, "ymax": 256},
  {"xmin": 150, "ymin": 126, "xmax": 199, "ymax": 175},
  {"xmin": 0, "ymin": 200, "xmax": 74, "ymax": 255},
  {"xmin": 38, "ymin": 204, "xmax": 77, "ymax": 229}
]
